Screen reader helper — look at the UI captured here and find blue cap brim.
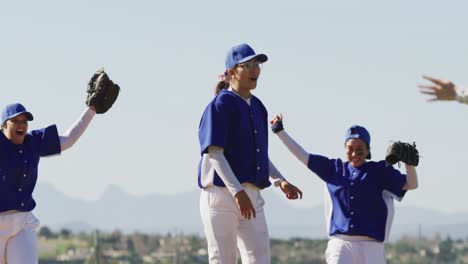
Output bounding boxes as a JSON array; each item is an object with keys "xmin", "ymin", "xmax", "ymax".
[
  {"xmin": 8, "ymin": 111, "xmax": 34, "ymax": 122},
  {"xmin": 238, "ymin": 54, "xmax": 268, "ymax": 64}
]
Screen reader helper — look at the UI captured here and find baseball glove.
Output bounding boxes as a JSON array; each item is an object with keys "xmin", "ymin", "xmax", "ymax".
[
  {"xmin": 86, "ymin": 68, "xmax": 120, "ymax": 114},
  {"xmin": 385, "ymin": 141, "xmax": 419, "ymax": 166}
]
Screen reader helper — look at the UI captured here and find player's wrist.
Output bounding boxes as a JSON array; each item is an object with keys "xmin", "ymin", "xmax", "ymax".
[
  {"xmin": 271, "ymin": 121, "xmax": 284, "ymax": 134},
  {"xmin": 455, "ymin": 87, "xmax": 468, "ymax": 104},
  {"xmin": 274, "ymin": 178, "xmax": 286, "ymax": 187}
]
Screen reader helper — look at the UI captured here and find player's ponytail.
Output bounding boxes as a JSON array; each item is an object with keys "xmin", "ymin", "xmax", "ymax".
[{"xmin": 214, "ymin": 71, "xmax": 230, "ymax": 95}]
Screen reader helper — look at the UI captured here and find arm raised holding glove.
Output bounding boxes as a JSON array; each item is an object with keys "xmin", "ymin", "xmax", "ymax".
[
  {"xmin": 59, "ymin": 68, "xmax": 121, "ymax": 151},
  {"xmin": 385, "ymin": 141, "xmax": 419, "ymax": 190}
]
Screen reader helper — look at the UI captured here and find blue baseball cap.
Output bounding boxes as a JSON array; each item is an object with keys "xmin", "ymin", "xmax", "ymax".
[
  {"xmin": 345, "ymin": 125, "xmax": 371, "ymax": 159},
  {"xmin": 225, "ymin": 43, "xmax": 268, "ymax": 70},
  {"xmin": 1, "ymin": 103, "xmax": 34, "ymax": 124}
]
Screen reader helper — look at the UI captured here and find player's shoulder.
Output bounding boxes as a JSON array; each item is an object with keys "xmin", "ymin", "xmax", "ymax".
[
  {"xmin": 250, "ymin": 94, "xmax": 267, "ymax": 112},
  {"xmin": 212, "ymin": 89, "xmax": 238, "ymax": 105},
  {"xmin": 251, "ymin": 94, "xmax": 265, "ymax": 105},
  {"xmin": 200, "ymin": 90, "xmax": 237, "ymax": 116},
  {"xmin": 365, "ymin": 160, "xmax": 397, "ymax": 172},
  {"xmin": 29, "ymin": 125, "xmax": 58, "ymax": 139},
  {"xmin": 369, "ymin": 160, "xmax": 386, "ymax": 166}
]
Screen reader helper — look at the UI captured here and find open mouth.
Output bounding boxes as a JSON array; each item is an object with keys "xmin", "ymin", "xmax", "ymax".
[
  {"xmin": 250, "ymin": 77, "xmax": 258, "ymax": 81},
  {"xmin": 15, "ymin": 130, "xmax": 25, "ymax": 136}
]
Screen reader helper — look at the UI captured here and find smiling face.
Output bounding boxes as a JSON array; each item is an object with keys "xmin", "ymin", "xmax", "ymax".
[
  {"xmin": 2, "ymin": 114, "xmax": 29, "ymax": 144},
  {"xmin": 228, "ymin": 58, "xmax": 263, "ymax": 97},
  {"xmin": 345, "ymin": 138, "xmax": 369, "ymax": 167}
]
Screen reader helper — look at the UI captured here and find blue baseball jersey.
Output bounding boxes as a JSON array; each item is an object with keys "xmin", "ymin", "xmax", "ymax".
[
  {"xmin": 198, "ymin": 89, "xmax": 271, "ymax": 189},
  {"xmin": 308, "ymin": 154, "xmax": 407, "ymax": 242},
  {"xmin": 0, "ymin": 125, "xmax": 61, "ymax": 212}
]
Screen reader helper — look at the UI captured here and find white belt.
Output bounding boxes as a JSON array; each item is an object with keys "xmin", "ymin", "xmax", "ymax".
[
  {"xmin": 332, "ymin": 234, "xmax": 377, "ymax": 242},
  {"xmin": 0, "ymin": 210, "xmax": 21, "ymax": 215}
]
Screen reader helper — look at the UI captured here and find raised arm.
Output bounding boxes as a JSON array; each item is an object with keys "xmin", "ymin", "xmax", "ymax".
[
  {"xmin": 402, "ymin": 165, "xmax": 418, "ymax": 190},
  {"xmin": 270, "ymin": 114, "xmax": 309, "ymax": 165},
  {"xmin": 61, "ymin": 68, "xmax": 120, "ymax": 151},
  {"xmin": 59, "ymin": 107, "xmax": 95, "ymax": 151}
]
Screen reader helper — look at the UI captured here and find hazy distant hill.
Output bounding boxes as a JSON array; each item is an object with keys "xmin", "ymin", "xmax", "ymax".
[{"xmin": 33, "ymin": 183, "xmax": 468, "ymax": 240}]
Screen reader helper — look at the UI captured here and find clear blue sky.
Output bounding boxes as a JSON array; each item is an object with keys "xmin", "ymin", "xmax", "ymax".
[{"xmin": 2, "ymin": 0, "xmax": 468, "ymax": 212}]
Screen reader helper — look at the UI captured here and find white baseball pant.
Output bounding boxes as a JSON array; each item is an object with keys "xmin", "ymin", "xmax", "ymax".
[
  {"xmin": 0, "ymin": 211, "xmax": 40, "ymax": 264},
  {"xmin": 325, "ymin": 236, "xmax": 386, "ymax": 264},
  {"xmin": 200, "ymin": 183, "xmax": 270, "ymax": 264}
]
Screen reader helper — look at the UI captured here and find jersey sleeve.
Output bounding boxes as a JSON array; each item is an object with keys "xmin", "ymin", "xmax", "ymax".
[
  {"xmin": 307, "ymin": 154, "xmax": 339, "ymax": 183},
  {"xmin": 198, "ymin": 95, "xmax": 231, "ymax": 154},
  {"xmin": 378, "ymin": 161, "xmax": 407, "ymax": 200},
  {"xmin": 31, "ymin": 125, "xmax": 62, "ymax": 157}
]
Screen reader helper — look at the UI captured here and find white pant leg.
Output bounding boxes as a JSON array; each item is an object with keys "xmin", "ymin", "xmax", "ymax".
[
  {"xmin": 200, "ymin": 186, "xmax": 240, "ymax": 264},
  {"xmin": 6, "ymin": 212, "xmax": 40, "ymax": 264},
  {"xmin": 0, "ymin": 214, "xmax": 17, "ymax": 264},
  {"xmin": 325, "ymin": 237, "xmax": 386, "ymax": 264},
  {"xmin": 0, "ymin": 212, "xmax": 39, "ymax": 264},
  {"xmin": 325, "ymin": 238, "xmax": 356, "ymax": 264},
  {"xmin": 237, "ymin": 186, "xmax": 270, "ymax": 264},
  {"xmin": 361, "ymin": 241, "xmax": 386, "ymax": 264}
]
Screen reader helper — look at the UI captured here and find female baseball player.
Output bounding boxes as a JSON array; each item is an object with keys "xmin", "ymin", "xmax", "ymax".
[
  {"xmin": 270, "ymin": 115, "xmax": 419, "ymax": 264},
  {"xmin": 198, "ymin": 43, "xmax": 303, "ymax": 264},
  {"xmin": 419, "ymin": 75, "xmax": 468, "ymax": 104},
  {"xmin": 0, "ymin": 70, "xmax": 118, "ymax": 263}
]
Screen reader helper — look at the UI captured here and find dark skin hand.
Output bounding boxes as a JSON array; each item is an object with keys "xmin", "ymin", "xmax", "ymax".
[
  {"xmin": 234, "ymin": 190, "xmax": 256, "ymax": 219},
  {"xmin": 234, "ymin": 180, "xmax": 303, "ymax": 220},
  {"xmin": 279, "ymin": 180, "xmax": 303, "ymax": 200},
  {"xmin": 269, "ymin": 114, "xmax": 304, "ymax": 200}
]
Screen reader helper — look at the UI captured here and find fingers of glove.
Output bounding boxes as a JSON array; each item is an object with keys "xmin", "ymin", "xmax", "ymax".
[
  {"xmin": 87, "ymin": 72, "xmax": 106, "ymax": 94},
  {"xmin": 86, "ymin": 93, "xmax": 99, "ymax": 108},
  {"xmin": 99, "ymin": 85, "xmax": 120, "ymax": 114},
  {"xmin": 88, "ymin": 72, "xmax": 100, "ymax": 86},
  {"xmin": 411, "ymin": 151, "xmax": 419, "ymax": 166},
  {"xmin": 385, "ymin": 155, "xmax": 399, "ymax": 165},
  {"xmin": 104, "ymin": 85, "xmax": 120, "ymax": 103},
  {"xmin": 96, "ymin": 72, "xmax": 109, "ymax": 87},
  {"xmin": 400, "ymin": 143, "xmax": 418, "ymax": 166},
  {"xmin": 386, "ymin": 143, "xmax": 404, "ymax": 165}
]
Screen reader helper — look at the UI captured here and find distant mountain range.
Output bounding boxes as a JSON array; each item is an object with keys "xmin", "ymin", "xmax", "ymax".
[{"xmin": 33, "ymin": 183, "xmax": 468, "ymax": 241}]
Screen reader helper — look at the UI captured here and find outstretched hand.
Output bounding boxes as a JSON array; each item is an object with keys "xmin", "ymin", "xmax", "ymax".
[
  {"xmin": 419, "ymin": 75, "xmax": 458, "ymax": 102},
  {"xmin": 279, "ymin": 180, "xmax": 303, "ymax": 200},
  {"xmin": 234, "ymin": 190, "xmax": 256, "ymax": 219},
  {"xmin": 270, "ymin": 114, "xmax": 284, "ymax": 133},
  {"xmin": 270, "ymin": 113, "xmax": 283, "ymax": 126}
]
